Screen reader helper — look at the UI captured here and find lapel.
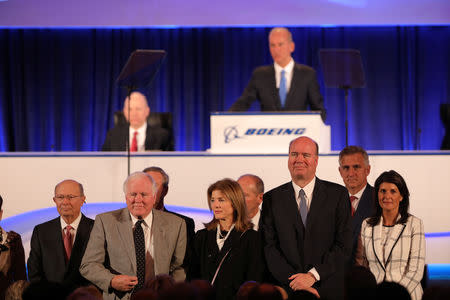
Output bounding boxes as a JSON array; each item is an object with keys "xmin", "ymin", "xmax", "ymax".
[
  {"xmin": 152, "ymin": 210, "xmax": 170, "ymax": 274},
  {"xmin": 67, "ymin": 215, "xmax": 88, "ymax": 271},
  {"xmin": 352, "ymin": 185, "xmax": 374, "ymax": 232},
  {"xmin": 268, "ymin": 65, "xmax": 282, "ymax": 110},
  {"xmin": 282, "ymin": 183, "xmax": 304, "ymax": 235},
  {"xmin": 306, "ymin": 178, "xmax": 327, "ymax": 234},
  {"xmin": 371, "ymin": 215, "xmax": 406, "ymax": 270},
  {"xmin": 285, "ymin": 63, "xmax": 300, "ymax": 108},
  {"xmin": 51, "ymin": 218, "xmax": 67, "ymax": 273},
  {"xmin": 116, "ymin": 208, "xmax": 136, "ymax": 273}
]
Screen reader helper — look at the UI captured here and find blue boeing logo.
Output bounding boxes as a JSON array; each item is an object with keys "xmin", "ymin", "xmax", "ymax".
[
  {"xmin": 223, "ymin": 126, "xmax": 306, "ymax": 143},
  {"xmin": 224, "ymin": 126, "xmax": 242, "ymax": 143}
]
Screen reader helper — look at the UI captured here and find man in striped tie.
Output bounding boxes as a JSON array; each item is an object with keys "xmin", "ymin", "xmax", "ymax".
[{"xmin": 101, "ymin": 91, "xmax": 170, "ymax": 151}]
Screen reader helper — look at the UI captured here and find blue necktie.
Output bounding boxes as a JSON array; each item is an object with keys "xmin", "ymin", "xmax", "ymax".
[
  {"xmin": 299, "ymin": 189, "xmax": 308, "ymax": 226},
  {"xmin": 279, "ymin": 69, "xmax": 287, "ymax": 107}
]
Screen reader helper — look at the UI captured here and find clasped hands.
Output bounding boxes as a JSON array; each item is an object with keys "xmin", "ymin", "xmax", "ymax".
[
  {"xmin": 111, "ymin": 274, "xmax": 138, "ymax": 292},
  {"xmin": 289, "ymin": 272, "xmax": 320, "ymax": 298}
]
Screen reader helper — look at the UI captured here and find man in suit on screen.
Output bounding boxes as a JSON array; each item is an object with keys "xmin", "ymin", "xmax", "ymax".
[
  {"xmin": 261, "ymin": 136, "xmax": 351, "ymax": 299},
  {"xmin": 101, "ymin": 91, "xmax": 170, "ymax": 151},
  {"xmin": 229, "ymin": 27, "xmax": 326, "ymax": 121}
]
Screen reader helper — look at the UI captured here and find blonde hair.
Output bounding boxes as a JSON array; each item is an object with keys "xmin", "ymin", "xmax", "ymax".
[{"xmin": 204, "ymin": 178, "xmax": 252, "ymax": 232}]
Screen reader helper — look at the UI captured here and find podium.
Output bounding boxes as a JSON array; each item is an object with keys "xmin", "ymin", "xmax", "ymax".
[{"xmin": 209, "ymin": 112, "xmax": 331, "ymax": 154}]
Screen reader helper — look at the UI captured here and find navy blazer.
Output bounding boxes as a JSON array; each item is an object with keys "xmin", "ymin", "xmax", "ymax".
[
  {"xmin": 350, "ymin": 184, "xmax": 375, "ymax": 264},
  {"xmin": 261, "ymin": 178, "xmax": 352, "ymax": 300},
  {"xmin": 27, "ymin": 214, "xmax": 94, "ymax": 291},
  {"xmin": 101, "ymin": 124, "xmax": 170, "ymax": 151},
  {"xmin": 229, "ymin": 63, "xmax": 326, "ymax": 120}
]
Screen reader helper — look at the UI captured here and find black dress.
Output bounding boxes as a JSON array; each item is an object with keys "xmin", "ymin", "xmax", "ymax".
[{"xmin": 189, "ymin": 227, "xmax": 264, "ymax": 300}]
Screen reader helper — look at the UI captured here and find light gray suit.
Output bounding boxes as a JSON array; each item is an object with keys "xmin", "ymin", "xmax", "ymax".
[{"xmin": 80, "ymin": 208, "xmax": 186, "ymax": 300}]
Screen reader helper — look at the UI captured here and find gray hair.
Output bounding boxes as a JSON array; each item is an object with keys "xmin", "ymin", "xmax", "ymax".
[
  {"xmin": 123, "ymin": 172, "xmax": 158, "ymax": 197},
  {"xmin": 339, "ymin": 145, "xmax": 370, "ymax": 166}
]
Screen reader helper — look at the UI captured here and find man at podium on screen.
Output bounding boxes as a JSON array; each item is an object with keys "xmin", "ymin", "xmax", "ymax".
[
  {"xmin": 229, "ymin": 27, "xmax": 326, "ymax": 121},
  {"xmin": 101, "ymin": 91, "xmax": 171, "ymax": 151}
]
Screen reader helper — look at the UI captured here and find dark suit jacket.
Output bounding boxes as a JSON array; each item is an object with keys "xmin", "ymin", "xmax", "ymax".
[
  {"xmin": 164, "ymin": 208, "xmax": 195, "ymax": 273},
  {"xmin": 261, "ymin": 178, "xmax": 352, "ymax": 300},
  {"xmin": 101, "ymin": 124, "xmax": 170, "ymax": 151},
  {"xmin": 229, "ymin": 63, "xmax": 326, "ymax": 120},
  {"xmin": 351, "ymin": 184, "xmax": 375, "ymax": 264},
  {"xmin": 189, "ymin": 228, "xmax": 264, "ymax": 300},
  {"xmin": 27, "ymin": 215, "xmax": 94, "ymax": 291}
]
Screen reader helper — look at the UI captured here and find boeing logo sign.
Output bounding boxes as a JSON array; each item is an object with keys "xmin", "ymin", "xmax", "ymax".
[{"xmin": 224, "ymin": 126, "xmax": 306, "ymax": 143}]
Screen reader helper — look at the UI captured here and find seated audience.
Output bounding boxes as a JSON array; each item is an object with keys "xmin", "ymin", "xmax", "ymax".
[
  {"xmin": 66, "ymin": 285, "xmax": 102, "ymax": 300},
  {"xmin": 144, "ymin": 274, "xmax": 175, "ymax": 294},
  {"xmin": 247, "ymin": 283, "xmax": 283, "ymax": 300},
  {"xmin": 376, "ymin": 281, "xmax": 412, "ymax": 300},
  {"xmin": 22, "ymin": 280, "xmax": 70, "ymax": 300},
  {"xmin": 237, "ymin": 281, "xmax": 260, "ymax": 300},
  {"xmin": 189, "ymin": 179, "xmax": 264, "ymax": 300},
  {"xmin": 0, "ymin": 195, "xmax": 27, "ymax": 300},
  {"xmin": 4, "ymin": 280, "xmax": 29, "ymax": 300},
  {"xmin": 345, "ymin": 266, "xmax": 377, "ymax": 300},
  {"xmin": 356, "ymin": 170, "xmax": 425, "ymax": 300}
]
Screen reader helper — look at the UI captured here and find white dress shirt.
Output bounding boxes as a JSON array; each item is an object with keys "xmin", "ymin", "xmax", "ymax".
[
  {"xmin": 130, "ymin": 211, "xmax": 154, "ymax": 258},
  {"xmin": 348, "ymin": 184, "xmax": 367, "ymax": 212},
  {"xmin": 274, "ymin": 58, "xmax": 295, "ymax": 93},
  {"xmin": 128, "ymin": 123, "xmax": 147, "ymax": 152},
  {"xmin": 60, "ymin": 213, "xmax": 82, "ymax": 246}
]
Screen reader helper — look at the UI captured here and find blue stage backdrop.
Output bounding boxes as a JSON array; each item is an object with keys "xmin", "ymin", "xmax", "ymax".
[{"xmin": 0, "ymin": 26, "xmax": 448, "ymax": 151}]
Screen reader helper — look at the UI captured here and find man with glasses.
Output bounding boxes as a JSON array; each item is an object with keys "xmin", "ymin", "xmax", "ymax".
[
  {"xmin": 27, "ymin": 179, "xmax": 94, "ymax": 291},
  {"xmin": 80, "ymin": 172, "xmax": 186, "ymax": 300}
]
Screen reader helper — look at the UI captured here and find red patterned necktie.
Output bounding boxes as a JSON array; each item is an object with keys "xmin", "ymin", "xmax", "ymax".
[
  {"xmin": 63, "ymin": 225, "xmax": 73, "ymax": 262},
  {"xmin": 130, "ymin": 131, "xmax": 138, "ymax": 152},
  {"xmin": 350, "ymin": 196, "xmax": 358, "ymax": 217}
]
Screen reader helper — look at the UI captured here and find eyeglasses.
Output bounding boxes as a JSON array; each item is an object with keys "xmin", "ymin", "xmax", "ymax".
[{"xmin": 54, "ymin": 195, "xmax": 81, "ymax": 201}]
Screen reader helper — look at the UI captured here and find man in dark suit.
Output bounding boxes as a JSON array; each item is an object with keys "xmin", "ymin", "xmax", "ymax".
[
  {"xmin": 27, "ymin": 179, "xmax": 94, "ymax": 291},
  {"xmin": 338, "ymin": 146, "xmax": 375, "ymax": 264},
  {"xmin": 143, "ymin": 167, "xmax": 195, "ymax": 261},
  {"xmin": 229, "ymin": 27, "xmax": 326, "ymax": 121},
  {"xmin": 261, "ymin": 136, "xmax": 351, "ymax": 299},
  {"xmin": 102, "ymin": 91, "xmax": 170, "ymax": 151}
]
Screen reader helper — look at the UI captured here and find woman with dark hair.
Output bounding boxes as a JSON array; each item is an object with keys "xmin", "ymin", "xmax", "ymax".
[
  {"xmin": 356, "ymin": 170, "xmax": 425, "ymax": 300},
  {"xmin": 189, "ymin": 179, "xmax": 264, "ymax": 300},
  {"xmin": 0, "ymin": 195, "xmax": 27, "ymax": 300}
]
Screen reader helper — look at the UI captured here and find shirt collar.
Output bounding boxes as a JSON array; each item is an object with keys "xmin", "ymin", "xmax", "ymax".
[
  {"xmin": 60, "ymin": 212, "xmax": 82, "ymax": 230},
  {"xmin": 350, "ymin": 184, "xmax": 368, "ymax": 199},
  {"xmin": 274, "ymin": 58, "xmax": 294, "ymax": 73},
  {"xmin": 130, "ymin": 210, "xmax": 153, "ymax": 229},
  {"xmin": 129, "ymin": 122, "xmax": 147, "ymax": 136},
  {"xmin": 292, "ymin": 176, "xmax": 316, "ymax": 201}
]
